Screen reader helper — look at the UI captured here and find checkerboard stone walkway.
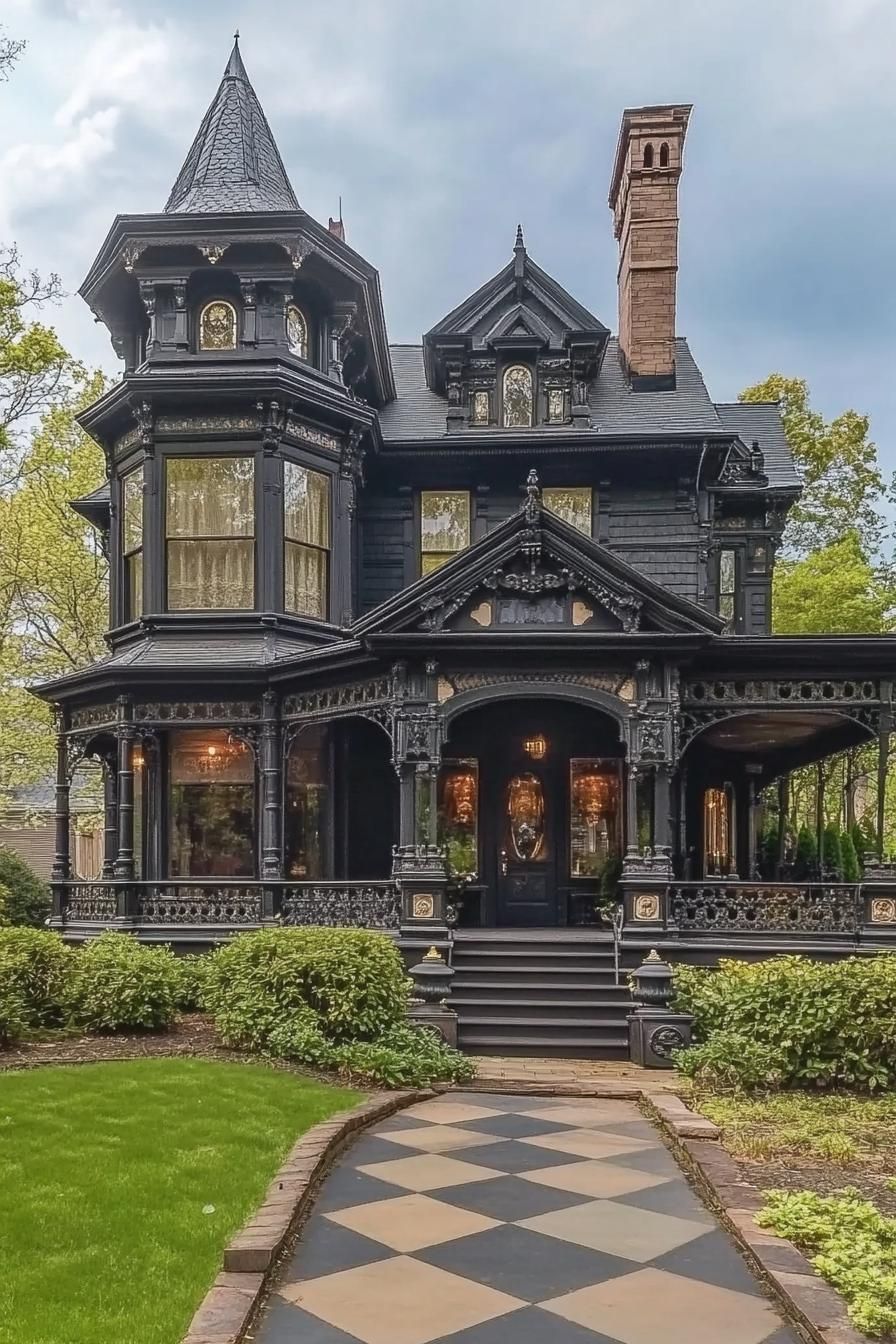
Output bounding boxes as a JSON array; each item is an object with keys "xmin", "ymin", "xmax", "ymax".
[{"xmin": 254, "ymin": 1092, "xmax": 798, "ymax": 1344}]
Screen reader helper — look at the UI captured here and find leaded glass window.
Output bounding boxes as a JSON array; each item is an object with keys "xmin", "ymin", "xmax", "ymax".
[
  {"xmin": 122, "ymin": 465, "xmax": 143, "ymax": 621},
  {"xmin": 166, "ymin": 456, "xmax": 255, "ymax": 609},
  {"xmin": 502, "ymin": 365, "xmax": 533, "ymax": 428},
  {"xmin": 718, "ymin": 549, "xmax": 737, "ymax": 627},
  {"xmin": 438, "ymin": 760, "xmax": 479, "ymax": 876},
  {"xmin": 286, "ymin": 304, "xmax": 308, "ymax": 359},
  {"xmin": 420, "ymin": 491, "xmax": 470, "ymax": 574},
  {"xmin": 284, "ymin": 462, "xmax": 330, "ymax": 619},
  {"xmin": 198, "ymin": 300, "xmax": 237, "ymax": 351},
  {"xmin": 543, "ymin": 487, "xmax": 593, "ymax": 537},
  {"xmin": 546, "ymin": 388, "xmax": 565, "ymax": 423},
  {"xmin": 470, "ymin": 390, "xmax": 489, "ymax": 426}
]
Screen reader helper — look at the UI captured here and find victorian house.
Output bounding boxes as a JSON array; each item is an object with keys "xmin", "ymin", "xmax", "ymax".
[{"xmin": 38, "ymin": 40, "xmax": 896, "ymax": 1055}]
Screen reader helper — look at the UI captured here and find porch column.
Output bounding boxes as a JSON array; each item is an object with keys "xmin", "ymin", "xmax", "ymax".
[
  {"xmin": 777, "ymin": 774, "xmax": 789, "ymax": 876},
  {"xmin": 653, "ymin": 764, "xmax": 673, "ymax": 854},
  {"xmin": 877, "ymin": 710, "xmax": 891, "ymax": 861},
  {"xmin": 113, "ymin": 697, "xmax": 135, "ymax": 880},
  {"xmin": 624, "ymin": 759, "xmax": 640, "ymax": 858},
  {"xmin": 51, "ymin": 714, "xmax": 71, "ymax": 883},
  {"xmin": 746, "ymin": 763, "xmax": 762, "ymax": 880},
  {"xmin": 398, "ymin": 765, "xmax": 416, "ymax": 847},
  {"xmin": 102, "ymin": 753, "xmax": 118, "ymax": 879},
  {"xmin": 260, "ymin": 692, "xmax": 283, "ymax": 880}
]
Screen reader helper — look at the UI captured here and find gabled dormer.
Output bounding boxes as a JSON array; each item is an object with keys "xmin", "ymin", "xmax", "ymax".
[{"xmin": 422, "ymin": 227, "xmax": 608, "ymax": 432}]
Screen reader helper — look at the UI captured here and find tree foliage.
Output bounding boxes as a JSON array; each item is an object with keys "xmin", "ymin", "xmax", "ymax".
[{"xmin": 772, "ymin": 531, "xmax": 892, "ymax": 635}]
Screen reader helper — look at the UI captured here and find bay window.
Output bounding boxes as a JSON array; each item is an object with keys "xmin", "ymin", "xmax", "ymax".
[
  {"xmin": 166, "ymin": 456, "xmax": 255, "ymax": 610},
  {"xmin": 284, "ymin": 461, "xmax": 330, "ymax": 618}
]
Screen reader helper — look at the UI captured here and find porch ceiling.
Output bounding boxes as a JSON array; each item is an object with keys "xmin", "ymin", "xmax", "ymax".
[{"xmin": 698, "ymin": 710, "xmax": 848, "ymax": 753}]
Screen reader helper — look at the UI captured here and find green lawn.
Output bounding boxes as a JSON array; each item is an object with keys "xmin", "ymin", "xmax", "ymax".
[{"xmin": 0, "ymin": 1058, "xmax": 361, "ymax": 1344}]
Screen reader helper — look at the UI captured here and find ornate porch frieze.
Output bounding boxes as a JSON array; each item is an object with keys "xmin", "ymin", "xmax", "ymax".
[
  {"xmin": 155, "ymin": 413, "xmax": 258, "ymax": 435},
  {"xmin": 283, "ymin": 676, "xmax": 393, "ymax": 721},
  {"xmin": 69, "ymin": 703, "xmax": 118, "ymax": 734},
  {"xmin": 436, "ymin": 669, "xmax": 637, "ymax": 703},
  {"xmin": 284, "ymin": 415, "xmax": 342, "ymax": 453},
  {"xmin": 682, "ymin": 677, "xmax": 879, "ymax": 706},
  {"xmin": 133, "ymin": 700, "xmax": 263, "ymax": 722}
]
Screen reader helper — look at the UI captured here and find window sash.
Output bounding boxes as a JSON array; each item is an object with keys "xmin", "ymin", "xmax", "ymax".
[
  {"xmin": 167, "ymin": 539, "xmax": 254, "ymax": 610},
  {"xmin": 543, "ymin": 487, "xmax": 593, "ymax": 536},
  {"xmin": 284, "ymin": 462, "xmax": 330, "ymax": 547},
  {"xmin": 420, "ymin": 491, "xmax": 470, "ymax": 569},
  {"xmin": 165, "ymin": 457, "xmax": 255, "ymax": 539},
  {"xmin": 285, "ymin": 539, "xmax": 328, "ymax": 619}
]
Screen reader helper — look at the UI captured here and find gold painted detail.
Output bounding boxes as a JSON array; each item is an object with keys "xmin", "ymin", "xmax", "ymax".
[
  {"xmin": 633, "ymin": 894, "xmax": 660, "ymax": 922},
  {"xmin": 572, "ymin": 600, "xmax": 593, "ymax": 627},
  {"xmin": 437, "ymin": 677, "xmax": 455, "ymax": 703},
  {"xmin": 285, "ymin": 416, "xmax": 341, "ymax": 453},
  {"xmin": 156, "ymin": 414, "xmax": 257, "ymax": 435},
  {"xmin": 469, "ymin": 601, "xmax": 492, "ymax": 627},
  {"xmin": 199, "ymin": 300, "xmax": 237, "ymax": 351},
  {"xmin": 646, "ymin": 947, "xmax": 663, "ymax": 960},
  {"xmin": 871, "ymin": 897, "xmax": 896, "ymax": 924}
]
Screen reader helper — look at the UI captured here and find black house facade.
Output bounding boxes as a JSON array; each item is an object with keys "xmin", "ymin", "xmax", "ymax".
[{"xmin": 38, "ymin": 41, "xmax": 896, "ymax": 1055}]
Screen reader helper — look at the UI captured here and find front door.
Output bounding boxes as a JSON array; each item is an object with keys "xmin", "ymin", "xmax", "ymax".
[{"xmin": 496, "ymin": 757, "xmax": 558, "ymax": 926}]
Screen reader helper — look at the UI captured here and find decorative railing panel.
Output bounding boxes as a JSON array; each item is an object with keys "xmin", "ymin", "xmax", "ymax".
[
  {"xmin": 63, "ymin": 883, "xmax": 119, "ymax": 921},
  {"xmin": 137, "ymin": 884, "xmax": 263, "ymax": 925},
  {"xmin": 280, "ymin": 882, "xmax": 401, "ymax": 931},
  {"xmin": 670, "ymin": 883, "xmax": 861, "ymax": 935}
]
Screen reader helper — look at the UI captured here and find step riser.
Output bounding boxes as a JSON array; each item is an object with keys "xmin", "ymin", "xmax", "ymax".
[
  {"xmin": 461, "ymin": 1042, "xmax": 630, "ymax": 1059},
  {"xmin": 453, "ymin": 958, "xmax": 623, "ymax": 974},
  {"xmin": 453, "ymin": 1004, "xmax": 629, "ymax": 1020}
]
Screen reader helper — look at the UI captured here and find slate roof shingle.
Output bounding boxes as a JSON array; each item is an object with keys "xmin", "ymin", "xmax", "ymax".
[
  {"xmin": 714, "ymin": 402, "xmax": 802, "ymax": 490},
  {"xmin": 164, "ymin": 38, "xmax": 299, "ymax": 215}
]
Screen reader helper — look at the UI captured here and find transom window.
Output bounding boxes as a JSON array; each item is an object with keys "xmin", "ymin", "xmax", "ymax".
[
  {"xmin": 284, "ymin": 462, "xmax": 330, "ymax": 619},
  {"xmin": 286, "ymin": 304, "xmax": 308, "ymax": 360},
  {"xmin": 420, "ymin": 490, "xmax": 470, "ymax": 574},
  {"xmin": 166, "ymin": 456, "xmax": 255, "ymax": 609},
  {"xmin": 543, "ymin": 487, "xmax": 593, "ymax": 537},
  {"xmin": 122, "ymin": 465, "xmax": 143, "ymax": 621},
  {"xmin": 198, "ymin": 300, "xmax": 237, "ymax": 351},
  {"xmin": 502, "ymin": 365, "xmax": 533, "ymax": 428}
]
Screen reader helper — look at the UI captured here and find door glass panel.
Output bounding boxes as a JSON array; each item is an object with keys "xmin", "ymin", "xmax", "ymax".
[
  {"xmin": 506, "ymin": 771, "xmax": 546, "ymax": 861},
  {"xmin": 438, "ymin": 760, "xmax": 479, "ymax": 876},
  {"xmin": 285, "ymin": 725, "xmax": 330, "ymax": 878},
  {"xmin": 569, "ymin": 759, "xmax": 621, "ymax": 877}
]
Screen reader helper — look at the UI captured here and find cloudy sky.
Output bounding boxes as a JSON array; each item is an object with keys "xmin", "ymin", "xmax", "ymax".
[{"xmin": 2, "ymin": 0, "xmax": 894, "ymax": 467}]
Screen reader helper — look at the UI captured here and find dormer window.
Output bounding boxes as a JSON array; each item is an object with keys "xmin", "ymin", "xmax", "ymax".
[
  {"xmin": 503, "ymin": 365, "xmax": 533, "ymax": 428},
  {"xmin": 198, "ymin": 300, "xmax": 237, "ymax": 351},
  {"xmin": 286, "ymin": 304, "xmax": 308, "ymax": 359}
]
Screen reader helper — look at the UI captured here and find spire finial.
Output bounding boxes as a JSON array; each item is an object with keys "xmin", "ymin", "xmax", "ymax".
[
  {"xmin": 514, "ymin": 223, "xmax": 525, "ymax": 251},
  {"xmin": 234, "ymin": 28, "xmax": 240, "ymax": 42},
  {"xmin": 524, "ymin": 467, "xmax": 541, "ymax": 522}
]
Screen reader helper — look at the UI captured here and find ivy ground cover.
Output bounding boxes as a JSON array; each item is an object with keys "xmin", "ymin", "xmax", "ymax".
[{"xmin": 0, "ymin": 1058, "xmax": 360, "ymax": 1344}]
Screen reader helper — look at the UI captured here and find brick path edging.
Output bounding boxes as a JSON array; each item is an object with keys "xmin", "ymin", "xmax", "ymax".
[
  {"xmin": 641, "ymin": 1094, "xmax": 869, "ymax": 1344},
  {"xmin": 181, "ymin": 1088, "xmax": 435, "ymax": 1344},
  {"xmin": 457, "ymin": 1079, "xmax": 864, "ymax": 1344}
]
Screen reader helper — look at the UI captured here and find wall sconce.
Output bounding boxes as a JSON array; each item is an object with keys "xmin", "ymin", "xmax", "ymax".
[{"xmin": 524, "ymin": 734, "xmax": 547, "ymax": 760}]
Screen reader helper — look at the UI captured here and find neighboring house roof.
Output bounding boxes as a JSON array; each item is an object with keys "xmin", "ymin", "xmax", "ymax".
[
  {"xmin": 164, "ymin": 37, "xmax": 300, "ymax": 214},
  {"xmin": 2, "ymin": 778, "xmax": 99, "ymax": 813}
]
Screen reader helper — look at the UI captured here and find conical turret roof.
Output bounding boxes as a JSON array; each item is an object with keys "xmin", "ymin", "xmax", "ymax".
[{"xmin": 164, "ymin": 35, "xmax": 299, "ymax": 214}]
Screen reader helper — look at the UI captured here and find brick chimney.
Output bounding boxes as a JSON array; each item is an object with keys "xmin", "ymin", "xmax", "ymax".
[{"xmin": 608, "ymin": 104, "xmax": 691, "ymax": 389}]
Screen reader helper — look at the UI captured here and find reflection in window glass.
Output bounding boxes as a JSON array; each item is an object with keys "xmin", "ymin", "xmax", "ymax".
[
  {"xmin": 470, "ymin": 390, "xmax": 489, "ymax": 425},
  {"xmin": 704, "ymin": 785, "xmax": 733, "ymax": 876},
  {"xmin": 438, "ymin": 760, "xmax": 479, "ymax": 876},
  {"xmin": 166, "ymin": 457, "xmax": 254, "ymax": 609},
  {"xmin": 420, "ymin": 491, "xmax": 470, "ymax": 574},
  {"xmin": 546, "ymin": 388, "xmax": 565, "ymax": 423},
  {"xmin": 284, "ymin": 462, "xmax": 330, "ymax": 618},
  {"xmin": 168, "ymin": 730, "xmax": 254, "ymax": 877},
  {"xmin": 719, "ymin": 549, "xmax": 736, "ymax": 626},
  {"xmin": 543, "ymin": 487, "xmax": 592, "ymax": 537},
  {"xmin": 570, "ymin": 760, "xmax": 621, "ymax": 877},
  {"xmin": 122, "ymin": 465, "xmax": 143, "ymax": 620},
  {"xmin": 502, "ymin": 365, "xmax": 533, "ymax": 428},
  {"xmin": 285, "ymin": 725, "xmax": 329, "ymax": 878},
  {"xmin": 199, "ymin": 300, "xmax": 237, "ymax": 351}
]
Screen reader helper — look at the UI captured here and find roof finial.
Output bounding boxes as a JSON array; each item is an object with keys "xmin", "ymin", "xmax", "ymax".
[
  {"xmin": 224, "ymin": 30, "xmax": 247, "ymax": 79},
  {"xmin": 524, "ymin": 467, "xmax": 541, "ymax": 522},
  {"xmin": 514, "ymin": 223, "xmax": 525, "ymax": 252},
  {"xmin": 234, "ymin": 28, "xmax": 240, "ymax": 42}
]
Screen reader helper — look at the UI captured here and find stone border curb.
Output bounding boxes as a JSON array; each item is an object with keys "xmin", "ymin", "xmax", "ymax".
[
  {"xmin": 181, "ymin": 1088, "xmax": 435, "ymax": 1344},
  {"xmin": 643, "ymin": 1096, "xmax": 868, "ymax": 1344}
]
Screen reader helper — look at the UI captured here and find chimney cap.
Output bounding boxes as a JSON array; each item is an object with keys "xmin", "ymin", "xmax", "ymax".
[{"xmin": 608, "ymin": 103, "xmax": 692, "ymax": 208}]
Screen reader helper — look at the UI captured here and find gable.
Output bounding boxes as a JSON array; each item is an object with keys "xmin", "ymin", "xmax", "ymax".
[{"xmin": 354, "ymin": 475, "xmax": 724, "ymax": 639}]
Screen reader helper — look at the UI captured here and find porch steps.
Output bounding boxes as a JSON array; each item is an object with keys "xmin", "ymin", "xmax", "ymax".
[{"xmin": 450, "ymin": 932, "xmax": 634, "ymax": 1059}]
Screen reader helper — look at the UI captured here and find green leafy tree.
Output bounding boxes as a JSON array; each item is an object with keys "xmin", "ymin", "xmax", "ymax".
[
  {"xmin": 773, "ymin": 532, "xmax": 892, "ymax": 634},
  {"xmin": 840, "ymin": 830, "xmax": 860, "ymax": 883},
  {"xmin": 795, "ymin": 825, "xmax": 817, "ymax": 879},
  {"xmin": 740, "ymin": 374, "xmax": 887, "ymax": 560},
  {"xmin": 822, "ymin": 822, "xmax": 843, "ymax": 879},
  {"xmin": 0, "ymin": 376, "xmax": 107, "ymax": 800}
]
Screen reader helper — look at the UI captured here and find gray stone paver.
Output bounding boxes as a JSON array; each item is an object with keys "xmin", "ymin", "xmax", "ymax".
[{"xmin": 254, "ymin": 1092, "xmax": 799, "ymax": 1344}]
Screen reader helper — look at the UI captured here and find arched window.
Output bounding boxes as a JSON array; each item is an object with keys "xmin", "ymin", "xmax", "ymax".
[
  {"xmin": 502, "ymin": 365, "xmax": 533, "ymax": 428},
  {"xmin": 198, "ymin": 300, "xmax": 237, "ymax": 351},
  {"xmin": 643, "ymin": 142, "xmax": 654, "ymax": 169},
  {"xmin": 286, "ymin": 304, "xmax": 308, "ymax": 360},
  {"xmin": 659, "ymin": 141, "xmax": 670, "ymax": 167}
]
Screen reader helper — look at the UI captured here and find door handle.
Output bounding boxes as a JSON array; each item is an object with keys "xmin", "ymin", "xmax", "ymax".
[{"xmin": 500, "ymin": 848, "xmax": 508, "ymax": 876}]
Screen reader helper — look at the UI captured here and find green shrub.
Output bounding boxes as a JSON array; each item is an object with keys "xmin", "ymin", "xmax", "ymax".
[
  {"xmin": 841, "ymin": 830, "xmax": 861, "ymax": 882},
  {"xmin": 0, "ymin": 947, "xmax": 28, "ymax": 1046},
  {"xmin": 204, "ymin": 927, "xmax": 473, "ymax": 1087},
  {"xmin": 0, "ymin": 926, "xmax": 73, "ymax": 1027},
  {"xmin": 0, "ymin": 847, "xmax": 51, "ymax": 927},
  {"xmin": 174, "ymin": 954, "xmax": 210, "ymax": 1011},
  {"xmin": 795, "ymin": 825, "xmax": 817, "ymax": 878},
  {"xmin": 851, "ymin": 820, "xmax": 870, "ymax": 867},
  {"xmin": 823, "ymin": 822, "xmax": 843, "ymax": 879},
  {"xmin": 758, "ymin": 1188, "xmax": 896, "ymax": 1336},
  {"xmin": 0, "ymin": 881, "xmax": 11, "ymax": 926},
  {"xmin": 68, "ymin": 932, "xmax": 180, "ymax": 1031},
  {"xmin": 673, "ymin": 954, "xmax": 896, "ymax": 1091}
]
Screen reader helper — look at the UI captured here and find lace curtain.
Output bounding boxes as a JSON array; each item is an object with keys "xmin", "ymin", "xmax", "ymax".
[
  {"xmin": 284, "ymin": 462, "xmax": 329, "ymax": 617},
  {"xmin": 166, "ymin": 457, "xmax": 255, "ymax": 609}
]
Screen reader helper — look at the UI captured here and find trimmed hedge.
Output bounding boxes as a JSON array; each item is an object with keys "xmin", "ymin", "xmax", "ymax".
[
  {"xmin": 0, "ymin": 926, "xmax": 73, "ymax": 1028},
  {"xmin": 674, "ymin": 954, "xmax": 896, "ymax": 1090},
  {"xmin": 67, "ymin": 932, "xmax": 180, "ymax": 1031},
  {"xmin": 204, "ymin": 927, "xmax": 475, "ymax": 1088}
]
